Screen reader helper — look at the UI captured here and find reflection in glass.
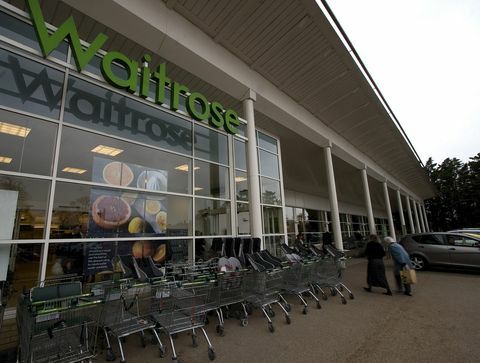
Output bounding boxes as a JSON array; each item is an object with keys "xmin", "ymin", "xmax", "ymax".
[
  {"xmin": 0, "ymin": 109, "xmax": 57, "ymax": 175},
  {"xmin": 234, "ymin": 139, "xmax": 247, "ymax": 170},
  {"xmin": 235, "ymin": 171, "xmax": 248, "ymax": 201},
  {"xmin": 51, "ymin": 182, "xmax": 192, "ymax": 239},
  {"xmin": 264, "ymin": 235, "xmax": 284, "ymax": 256},
  {"xmin": 237, "ymin": 202, "xmax": 250, "ymax": 235},
  {"xmin": 194, "ymin": 160, "xmax": 230, "ymax": 199},
  {"xmin": 1, "ymin": 243, "xmax": 41, "ymax": 307},
  {"xmin": 0, "ymin": 175, "xmax": 50, "ymax": 239},
  {"xmin": 261, "ymin": 177, "xmax": 282, "ymax": 205},
  {"xmin": 64, "ymin": 76, "xmax": 193, "ymax": 155},
  {"xmin": 0, "ymin": 11, "xmax": 68, "ymax": 61},
  {"xmin": 257, "ymin": 131, "xmax": 278, "ymax": 153},
  {"xmin": 0, "ymin": 48, "xmax": 64, "ymax": 118},
  {"xmin": 194, "ymin": 124, "xmax": 228, "ymax": 165},
  {"xmin": 263, "ymin": 206, "xmax": 283, "ymax": 234},
  {"xmin": 57, "ymin": 126, "xmax": 191, "ymax": 194},
  {"xmin": 259, "ymin": 149, "xmax": 280, "ymax": 179},
  {"xmin": 195, "ymin": 198, "xmax": 231, "ymax": 236}
]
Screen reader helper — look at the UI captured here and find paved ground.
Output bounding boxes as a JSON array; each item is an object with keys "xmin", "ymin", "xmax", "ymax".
[{"xmin": 93, "ymin": 258, "xmax": 480, "ymax": 363}]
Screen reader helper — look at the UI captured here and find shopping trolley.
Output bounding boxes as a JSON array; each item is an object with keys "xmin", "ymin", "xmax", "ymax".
[
  {"xmin": 150, "ymin": 280, "xmax": 216, "ymax": 362},
  {"xmin": 89, "ymin": 279, "xmax": 165, "ymax": 362},
  {"xmin": 243, "ymin": 266, "xmax": 290, "ymax": 333},
  {"xmin": 16, "ymin": 282, "xmax": 101, "ymax": 363}
]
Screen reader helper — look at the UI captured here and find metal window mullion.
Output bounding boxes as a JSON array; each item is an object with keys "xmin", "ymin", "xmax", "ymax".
[
  {"xmin": 38, "ymin": 56, "xmax": 71, "ymax": 284},
  {"xmin": 228, "ymin": 133, "xmax": 236, "ymax": 236}
]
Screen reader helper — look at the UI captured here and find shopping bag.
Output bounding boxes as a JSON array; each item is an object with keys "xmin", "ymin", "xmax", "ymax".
[{"xmin": 400, "ymin": 267, "xmax": 417, "ymax": 284}]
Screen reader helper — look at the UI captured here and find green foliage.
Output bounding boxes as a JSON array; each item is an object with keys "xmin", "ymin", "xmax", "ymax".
[{"xmin": 424, "ymin": 153, "xmax": 480, "ymax": 230}]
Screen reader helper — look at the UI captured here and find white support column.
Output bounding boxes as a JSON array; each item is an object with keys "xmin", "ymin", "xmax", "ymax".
[
  {"xmin": 418, "ymin": 201, "xmax": 426, "ymax": 232},
  {"xmin": 396, "ymin": 190, "xmax": 407, "ymax": 236},
  {"xmin": 324, "ymin": 143, "xmax": 343, "ymax": 250},
  {"xmin": 383, "ymin": 181, "xmax": 396, "ymax": 240},
  {"xmin": 243, "ymin": 90, "xmax": 263, "ymax": 242},
  {"xmin": 422, "ymin": 204, "xmax": 430, "ymax": 232},
  {"xmin": 413, "ymin": 201, "xmax": 421, "ymax": 233},
  {"xmin": 360, "ymin": 167, "xmax": 376, "ymax": 235},
  {"xmin": 406, "ymin": 197, "xmax": 415, "ymax": 233}
]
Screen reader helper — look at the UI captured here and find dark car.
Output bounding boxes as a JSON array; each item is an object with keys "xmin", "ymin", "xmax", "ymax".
[{"xmin": 399, "ymin": 232, "xmax": 480, "ymax": 270}]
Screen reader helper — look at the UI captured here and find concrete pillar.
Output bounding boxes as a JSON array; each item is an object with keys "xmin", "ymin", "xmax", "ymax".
[
  {"xmin": 243, "ymin": 90, "xmax": 262, "ymax": 241},
  {"xmin": 413, "ymin": 201, "xmax": 421, "ymax": 233},
  {"xmin": 383, "ymin": 181, "xmax": 396, "ymax": 240},
  {"xmin": 418, "ymin": 201, "xmax": 426, "ymax": 232},
  {"xmin": 324, "ymin": 144, "xmax": 343, "ymax": 250},
  {"xmin": 361, "ymin": 167, "xmax": 376, "ymax": 235},
  {"xmin": 406, "ymin": 197, "xmax": 415, "ymax": 233},
  {"xmin": 422, "ymin": 204, "xmax": 430, "ymax": 232},
  {"xmin": 396, "ymin": 190, "xmax": 407, "ymax": 236}
]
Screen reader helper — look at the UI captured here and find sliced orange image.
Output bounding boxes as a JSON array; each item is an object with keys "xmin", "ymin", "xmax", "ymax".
[{"xmin": 103, "ymin": 161, "xmax": 134, "ymax": 186}]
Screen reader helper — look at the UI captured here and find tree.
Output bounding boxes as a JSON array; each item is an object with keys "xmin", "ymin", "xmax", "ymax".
[{"xmin": 424, "ymin": 153, "xmax": 480, "ymax": 230}]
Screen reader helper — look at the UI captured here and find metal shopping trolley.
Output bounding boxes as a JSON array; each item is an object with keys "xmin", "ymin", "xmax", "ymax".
[
  {"xmin": 243, "ymin": 267, "xmax": 290, "ymax": 333},
  {"xmin": 150, "ymin": 280, "xmax": 216, "ymax": 362},
  {"xmin": 16, "ymin": 282, "xmax": 101, "ymax": 363},
  {"xmin": 89, "ymin": 279, "xmax": 165, "ymax": 362}
]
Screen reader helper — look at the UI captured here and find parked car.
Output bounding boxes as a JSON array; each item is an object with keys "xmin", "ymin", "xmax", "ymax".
[
  {"xmin": 447, "ymin": 229, "xmax": 480, "ymax": 239},
  {"xmin": 399, "ymin": 232, "xmax": 480, "ymax": 270}
]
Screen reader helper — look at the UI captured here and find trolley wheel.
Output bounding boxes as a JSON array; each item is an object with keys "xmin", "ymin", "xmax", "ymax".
[
  {"xmin": 341, "ymin": 297, "xmax": 347, "ymax": 305},
  {"xmin": 216, "ymin": 325, "xmax": 225, "ymax": 336},
  {"xmin": 159, "ymin": 345, "xmax": 166, "ymax": 358},
  {"xmin": 285, "ymin": 315, "xmax": 291, "ymax": 325},
  {"xmin": 302, "ymin": 307, "xmax": 308, "ymax": 315},
  {"xmin": 322, "ymin": 293, "xmax": 328, "ymax": 301},
  {"xmin": 172, "ymin": 358, "xmax": 178, "ymax": 363},
  {"xmin": 349, "ymin": 292, "xmax": 355, "ymax": 300},
  {"xmin": 316, "ymin": 301, "xmax": 321, "ymax": 309},
  {"xmin": 192, "ymin": 334, "xmax": 198, "ymax": 347},
  {"xmin": 284, "ymin": 303, "xmax": 291, "ymax": 312},
  {"xmin": 208, "ymin": 347, "xmax": 216, "ymax": 361},
  {"xmin": 240, "ymin": 318, "xmax": 248, "ymax": 327},
  {"xmin": 268, "ymin": 322, "xmax": 275, "ymax": 333},
  {"xmin": 106, "ymin": 348, "xmax": 116, "ymax": 361},
  {"xmin": 120, "ymin": 360, "xmax": 126, "ymax": 363}
]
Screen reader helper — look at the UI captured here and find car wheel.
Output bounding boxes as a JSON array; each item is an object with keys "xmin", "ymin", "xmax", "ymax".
[{"xmin": 410, "ymin": 255, "xmax": 427, "ymax": 270}]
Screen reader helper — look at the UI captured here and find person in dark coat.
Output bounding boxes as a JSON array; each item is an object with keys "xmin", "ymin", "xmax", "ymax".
[{"xmin": 364, "ymin": 234, "xmax": 392, "ymax": 295}]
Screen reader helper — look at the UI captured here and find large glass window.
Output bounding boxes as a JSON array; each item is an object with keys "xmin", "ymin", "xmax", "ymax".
[
  {"xmin": 50, "ymin": 182, "xmax": 192, "ymax": 239},
  {"xmin": 57, "ymin": 126, "xmax": 191, "ymax": 194},
  {"xmin": 0, "ymin": 175, "xmax": 50, "ymax": 240},
  {"xmin": 236, "ymin": 202, "xmax": 250, "ymax": 235},
  {"xmin": 258, "ymin": 149, "xmax": 280, "ymax": 179},
  {"xmin": 235, "ymin": 171, "xmax": 248, "ymax": 202},
  {"xmin": 195, "ymin": 199, "xmax": 231, "ymax": 236},
  {"xmin": 194, "ymin": 160, "xmax": 229, "ymax": 199},
  {"xmin": 261, "ymin": 177, "xmax": 282, "ymax": 205},
  {"xmin": 263, "ymin": 206, "xmax": 283, "ymax": 234},
  {"xmin": 194, "ymin": 124, "xmax": 228, "ymax": 165},
  {"xmin": 0, "ymin": 12, "xmax": 68, "ymax": 61},
  {"xmin": 64, "ymin": 76, "xmax": 193, "ymax": 155},
  {"xmin": 0, "ymin": 109, "xmax": 57, "ymax": 176},
  {"xmin": 234, "ymin": 139, "xmax": 247, "ymax": 171},
  {"xmin": 257, "ymin": 132, "xmax": 278, "ymax": 154},
  {"xmin": 0, "ymin": 47, "xmax": 64, "ymax": 119}
]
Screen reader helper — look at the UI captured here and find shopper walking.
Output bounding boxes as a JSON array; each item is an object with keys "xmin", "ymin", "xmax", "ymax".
[
  {"xmin": 364, "ymin": 234, "xmax": 392, "ymax": 295},
  {"xmin": 384, "ymin": 236, "xmax": 413, "ymax": 296}
]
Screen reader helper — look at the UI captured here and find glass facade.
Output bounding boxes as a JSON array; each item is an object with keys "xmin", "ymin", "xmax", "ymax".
[{"xmin": 0, "ymin": 7, "xmax": 250, "ymax": 310}]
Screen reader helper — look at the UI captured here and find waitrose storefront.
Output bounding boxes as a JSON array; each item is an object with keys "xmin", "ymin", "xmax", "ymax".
[{"xmin": 0, "ymin": 0, "xmax": 434, "ymax": 327}]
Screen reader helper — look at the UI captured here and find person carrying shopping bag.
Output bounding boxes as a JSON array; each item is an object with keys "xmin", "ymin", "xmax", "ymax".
[{"xmin": 384, "ymin": 236, "xmax": 414, "ymax": 296}]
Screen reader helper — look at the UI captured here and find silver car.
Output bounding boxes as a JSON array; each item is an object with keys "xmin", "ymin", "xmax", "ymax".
[{"xmin": 399, "ymin": 232, "xmax": 480, "ymax": 270}]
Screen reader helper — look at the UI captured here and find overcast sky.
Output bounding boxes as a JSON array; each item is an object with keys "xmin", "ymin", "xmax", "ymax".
[{"xmin": 325, "ymin": 0, "xmax": 480, "ymax": 164}]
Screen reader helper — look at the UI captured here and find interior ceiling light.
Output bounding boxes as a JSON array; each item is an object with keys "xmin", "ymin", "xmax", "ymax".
[
  {"xmin": 0, "ymin": 122, "xmax": 31, "ymax": 137},
  {"xmin": 194, "ymin": 187, "xmax": 203, "ymax": 191},
  {"xmin": 175, "ymin": 164, "xmax": 200, "ymax": 172},
  {"xmin": 0, "ymin": 156, "xmax": 13, "ymax": 164},
  {"xmin": 235, "ymin": 176, "xmax": 247, "ymax": 182},
  {"xmin": 91, "ymin": 145, "xmax": 123, "ymax": 156},
  {"xmin": 62, "ymin": 167, "xmax": 87, "ymax": 174}
]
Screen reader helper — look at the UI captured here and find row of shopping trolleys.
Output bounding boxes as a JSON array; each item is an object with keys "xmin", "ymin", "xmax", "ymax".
[{"xmin": 16, "ymin": 244, "xmax": 354, "ymax": 363}]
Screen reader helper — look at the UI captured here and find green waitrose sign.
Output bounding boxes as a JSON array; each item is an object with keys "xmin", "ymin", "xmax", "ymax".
[{"xmin": 26, "ymin": 0, "xmax": 240, "ymax": 134}]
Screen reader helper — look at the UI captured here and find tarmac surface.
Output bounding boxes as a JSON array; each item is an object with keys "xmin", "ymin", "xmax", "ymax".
[{"xmin": 93, "ymin": 258, "xmax": 480, "ymax": 363}]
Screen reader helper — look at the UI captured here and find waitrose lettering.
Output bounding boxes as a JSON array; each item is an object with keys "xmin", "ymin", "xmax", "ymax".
[{"xmin": 26, "ymin": 0, "xmax": 240, "ymax": 134}]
